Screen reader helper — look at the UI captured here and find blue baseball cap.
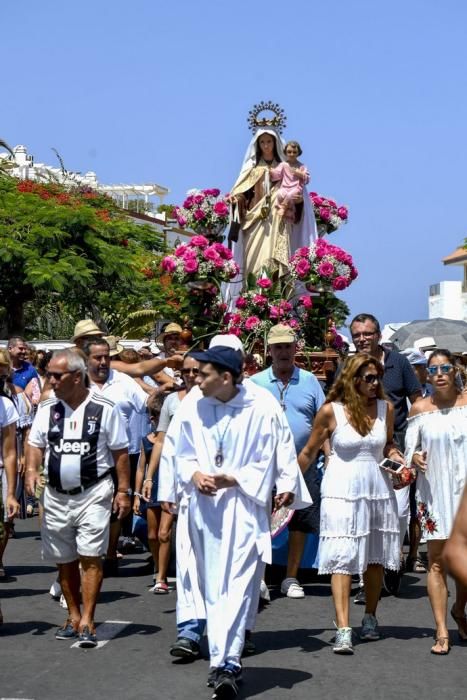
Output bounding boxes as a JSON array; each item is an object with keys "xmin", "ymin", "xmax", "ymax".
[{"xmin": 190, "ymin": 346, "xmax": 243, "ymax": 375}]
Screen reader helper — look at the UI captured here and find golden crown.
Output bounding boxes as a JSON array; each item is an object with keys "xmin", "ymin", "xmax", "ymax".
[{"xmin": 247, "ymin": 101, "xmax": 287, "ymax": 135}]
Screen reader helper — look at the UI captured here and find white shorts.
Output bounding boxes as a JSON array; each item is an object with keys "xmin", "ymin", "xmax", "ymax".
[{"xmin": 40, "ymin": 476, "xmax": 114, "ymax": 563}]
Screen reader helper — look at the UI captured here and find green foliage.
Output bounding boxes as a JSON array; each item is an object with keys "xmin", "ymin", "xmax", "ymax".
[{"xmin": 0, "ymin": 175, "xmax": 175, "ymax": 336}]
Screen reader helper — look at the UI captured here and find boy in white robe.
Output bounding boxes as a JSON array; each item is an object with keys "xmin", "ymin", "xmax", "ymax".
[{"xmin": 173, "ymin": 344, "xmax": 310, "ymax": 699}]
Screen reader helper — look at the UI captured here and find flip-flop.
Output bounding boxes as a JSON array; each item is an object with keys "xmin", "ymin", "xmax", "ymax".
[
  {"xmin": 450, "ymin": 606, "xmax": 467, "ymax": 642},
  {"xmin": 430, "ymin": 636, "xmax": 451, "ymax": 655}
]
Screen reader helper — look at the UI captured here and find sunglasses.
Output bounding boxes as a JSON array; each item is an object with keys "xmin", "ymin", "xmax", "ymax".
[
  {"xmin": 180, "ymin": 367, "xmax": 199, "ymax": 376},
  {"xmin": 45, "ymin": 370, "xmax": 77, "ymax": 381},
  {"xmin": 427, "ymin": 364, "xmax": 454, "ymax": 376},
  {"xmin": 359, "ymin": 373, "xmax": 379, "ymax": 384}
]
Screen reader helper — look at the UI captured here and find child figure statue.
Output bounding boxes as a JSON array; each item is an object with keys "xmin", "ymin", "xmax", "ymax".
[{"xmin": 270, "ymin": 141, "xmax": 310, "ymax": 222}]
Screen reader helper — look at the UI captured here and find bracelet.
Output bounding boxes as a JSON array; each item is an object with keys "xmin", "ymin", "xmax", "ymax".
[
  {"xmin": 134, "ymin": 492, "xmax": 142, "ymax": 498},
  {"xmin": 144, "ymin": 479, "xmax": 153, "ymax": 483}
]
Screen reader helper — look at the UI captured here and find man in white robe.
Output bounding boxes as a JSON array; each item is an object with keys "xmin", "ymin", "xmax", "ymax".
[{"xmin": 171, "ymin": 344, "xmax": 310, "ymax": 699}]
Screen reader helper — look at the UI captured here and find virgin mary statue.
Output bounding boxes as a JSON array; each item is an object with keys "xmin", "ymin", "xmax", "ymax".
[{"xmin": 230, "ymin": 124, "xmax": 317, "ymax": 288}]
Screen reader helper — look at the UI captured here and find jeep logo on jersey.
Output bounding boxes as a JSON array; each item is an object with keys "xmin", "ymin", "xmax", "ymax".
[{"xmin": 53, "ymin": 439, "xmax": 91, "ymax": 455}]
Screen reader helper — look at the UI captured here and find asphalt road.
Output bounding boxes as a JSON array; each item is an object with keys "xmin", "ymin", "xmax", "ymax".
[{"xmin": 0, "ymin": 517, "xmax": 464, "ymax": 700}]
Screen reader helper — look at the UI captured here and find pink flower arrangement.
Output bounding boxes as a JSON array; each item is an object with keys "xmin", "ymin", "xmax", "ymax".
[
  {"xmin": 309, "ymin": 192, "xmax": 349, "ymax": 234},
  {"xmin": 173, "ymin": 188, "xmax": 230, "ymax": 237},
  {"xmin": 289, "ymin": 240, "xmax": 358, "ymax": 291},
  {"xmin": 220, "ymin": 280, "xmax": 314, "ymax": 352},
  {"xmin": 161, "ymin": 237, "xmax": 239, "ymax": 286}
]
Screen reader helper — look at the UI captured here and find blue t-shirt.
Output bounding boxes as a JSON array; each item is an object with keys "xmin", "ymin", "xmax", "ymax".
[
  {"xmin": 11, "ymin": 361, "xmax": 38, "ymax": 390},
  {"xmin": 250, "ymin": 366, "xmax": 325, "ymax": 453}
]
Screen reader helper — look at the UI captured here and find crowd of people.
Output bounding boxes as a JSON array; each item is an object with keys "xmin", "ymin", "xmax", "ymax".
[{"xmin": 1, "ymin": 314, "xmax": 467, "ymax": 699}]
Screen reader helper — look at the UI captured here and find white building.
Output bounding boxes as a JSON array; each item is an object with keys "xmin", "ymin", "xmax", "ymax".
[{"xmin": 428, "ymin": 246, "xmax": 467, "ymax": 321}]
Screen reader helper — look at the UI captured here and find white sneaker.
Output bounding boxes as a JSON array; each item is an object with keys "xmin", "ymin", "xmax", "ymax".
[
  {"xmin": 49, "ymin": 580, "xmax": 62, "ymax": 599},
  {"xmin": 333, "ymin": 627, "xmax": 354, "ymax": 654},
  {"xmin": 280, "ymin": 577, "xmax": 305, "ymax": 598},
  {"xmin": 259, "ymin": 579, "xmax": 270, "ymax": 602}
]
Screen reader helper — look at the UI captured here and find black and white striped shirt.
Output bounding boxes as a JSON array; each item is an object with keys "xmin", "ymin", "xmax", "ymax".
[{"xmin": 28, "ymin": 389, "xmax": 129, "ymax": 491}]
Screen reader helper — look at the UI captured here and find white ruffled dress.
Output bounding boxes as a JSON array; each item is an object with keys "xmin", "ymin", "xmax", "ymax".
[
  {"xmin": 317, "ymin": 400, "xmax": 400, "ymax": 575},
  {"xmin": 405, "ymin": 405, "xmax": 467, "ymax": 540}
]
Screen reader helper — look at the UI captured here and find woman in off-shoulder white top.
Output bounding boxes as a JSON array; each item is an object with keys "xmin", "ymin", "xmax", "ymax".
[{"xmin": 406, "ymin": 349, "xmax": 467, "ymax": 655}]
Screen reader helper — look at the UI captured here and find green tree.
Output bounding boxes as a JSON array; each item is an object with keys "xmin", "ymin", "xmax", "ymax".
[{"xmin": 0, "ymin": 175, "xmax": 177, "ymax": 336}]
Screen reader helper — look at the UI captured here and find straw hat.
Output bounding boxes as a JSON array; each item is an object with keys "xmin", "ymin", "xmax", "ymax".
[
  {"xmin": 104, "ymin": 336, "xmax": 124, "ymax": 358},
  {"xmin": 157, "ymin": 322, "xmax": 183, "ymax": 340},
  {"xmin": 71, "ymin": 319, "xmax": 104, "ymax": 342}
]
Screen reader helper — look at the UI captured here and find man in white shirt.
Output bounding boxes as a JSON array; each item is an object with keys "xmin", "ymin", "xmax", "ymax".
[
  {"xmin": 83, "ymin": 338, "xmax": 151, "ymax": 572},
  {"xmin": 26, "ymin": 349, "xmax": 130, "ymax": 647}
]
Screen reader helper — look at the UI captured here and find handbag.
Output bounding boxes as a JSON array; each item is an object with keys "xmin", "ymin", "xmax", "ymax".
[{"xmin": 227, "ymin": 202, "xmax": 241, "ymax": 243}]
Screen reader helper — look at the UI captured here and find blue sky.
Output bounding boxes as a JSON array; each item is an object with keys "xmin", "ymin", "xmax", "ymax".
[{"xmin": 2, "ymin": 0, "xmax": 467, "ymax": 329}]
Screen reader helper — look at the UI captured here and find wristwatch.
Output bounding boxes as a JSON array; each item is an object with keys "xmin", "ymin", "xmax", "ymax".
[{"xmin": 118, "ymin": 488, "xmax": 132, "ymax": 496}]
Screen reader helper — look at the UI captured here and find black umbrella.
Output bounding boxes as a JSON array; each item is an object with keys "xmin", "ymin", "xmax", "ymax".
[{"xmin": 389, "ymin": 318, "xmax": 467, "ymax": 353}]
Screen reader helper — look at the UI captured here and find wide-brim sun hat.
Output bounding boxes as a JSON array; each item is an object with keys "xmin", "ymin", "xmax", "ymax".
[
  {"xmin": 72, "ymin": 319, "xmax": 105, "ymax": 342},
  {"xmin": 104, "ymin": 336, "xmax": 124, "ymax": 358}
]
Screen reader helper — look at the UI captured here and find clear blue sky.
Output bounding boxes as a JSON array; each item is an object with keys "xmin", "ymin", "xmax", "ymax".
[{"xmin": 2, "ymin": 0, "xmax": 467, "ymax": 330}]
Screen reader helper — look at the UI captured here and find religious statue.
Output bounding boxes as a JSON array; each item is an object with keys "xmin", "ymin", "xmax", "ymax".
[{"xmin": 230, "ymin": 103, "xmax": 317, "ymax": 287}]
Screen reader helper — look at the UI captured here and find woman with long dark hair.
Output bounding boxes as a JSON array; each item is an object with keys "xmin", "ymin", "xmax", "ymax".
[
  {"xmin": 299, "ymin": 353, "xmax": 400, "ymax": 654},
  {"xmin": 406, "ymin": 349, "xmax": 467, "ymax": 655}
]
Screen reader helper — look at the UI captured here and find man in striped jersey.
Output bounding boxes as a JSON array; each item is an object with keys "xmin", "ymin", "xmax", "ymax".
[{"xmin": 26, "ymin": 349, "xmax": 130, "ymax": 648}]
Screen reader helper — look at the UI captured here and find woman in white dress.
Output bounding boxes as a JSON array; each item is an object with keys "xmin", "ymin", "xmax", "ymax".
[
  {"xmin": 406, "ymin": 349, "xmax": 467, "ymax": 655},
  {"xmin": 299, "ymin": 353, "xmax": 400, "ymax": 654}
]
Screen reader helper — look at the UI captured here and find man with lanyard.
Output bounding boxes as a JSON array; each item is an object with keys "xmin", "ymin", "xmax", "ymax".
[
  {"xmin": 171, "ymin": 343, "xmax": 308, "ymax": 698},
  {"xmin": 350, "ymin": 313, "xmax": 422, "ymax": 596},
  {"xmin": 82, "ymin": 338, "xmax": 150, "ymax": 574},
  {"xmin": 250, "ymin": 324, "xmax": 326, "ymax": 599},
  {"xmin": 26, "ymin": 349, "xmax": 130, "ymax": 647}
]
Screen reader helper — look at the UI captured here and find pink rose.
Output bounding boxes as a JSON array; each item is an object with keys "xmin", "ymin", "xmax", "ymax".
[
  {"xmin": 332, "ymin": 276, "xmax": 348, "ymax": 290},
  {"xmin": 161, "ymin": 256, "xmax": 177, "ymax": 273},
  {"xmin": 189, "ymin": 235, "xmax": 209, "ymax": 247},
  {"xmin": 194, "ymin": 194, "xmax": 205, "ymax": 204},
  {"xmin": 318, "ymin": 261, "xmax": 335, "ymax": 277},
  {"xmin": 319, "ymin": 207, "xmax": 331, "ymax": 221},
  {"xmin": 350, "ymin": 267, "xmax": 358, "ymax": 280},
  {"xmin": 269, "ymin": 306, "xmax": 280, "ymax": 319},
  {"xmin": 337, "ymin": 206, "xmax": 348, "ymax": 220},
  {"xmin": 245, "ymin": 316, "xmax": 261, "ymax": 330},
  {"xmin": 257, "ymin": 277, "xmax": 272, "ymax": 289},
  {"xmin": 311, "ymin": 194, "xmax": 324, "ymax": 206},
  {"xmin": 279, "ymin": 301, "xmax": 292, "ymax": 312},
  {"xmin": 235, "ymin": 297, "xmax": 248, "ymax": 309},
  {"xmin": 288, "ymin": 319, "xmax": 299, "ymax": 329},
  {"xmin": 212, "ymin": 242, "xmax": 233, "ymax": 259},
  {"xmin": 299, "ymin": 294, "xmax": 313, "ymax": 309},
  {"xmin": 177, "ymin": 215, "xmax": 188, "ymax": 227},
  {"xmin": 229, "ymin": 313, "xmax": 242, "ymax": 325},
  {"xmin": 213, "ymin": 201, "xmax": 229, "ymax": 217},
  {"xmin": 194, "ymin": 209, "xmax": 206, "ymax": 221},
  {"xmin": 174, "ymin": 244, "xmax": 188, "ymax": 257},
  {"xmin": 183, "ymin": 196, "xmax": 194, "ymax": 209},
  {"xmin": 203, "ymin": 246, "xmax": 219, "ymax": 261},
  {"xmin": 217, "ymin": 303, "xmax": 227, "ymax": 312},
  {"xmin": 214, "ymin": 258, "xmax": 225, "ymax": 269},
  {"xmin": 295, "ymin": 259, "xmax": 311, "ymax": 277},
  {"xmin": 228, "ymin": 327, "xmax": 242, "ymax": 337},
  {"xmin": 203, "ymin": 188, "xmax": 220, "ymax": 197},
  {"xmin": 184, "ymin": 258, "xmax": 199, "ymax": 274},
  {"xmin": 297, "ymin": 247, "xmax": 310, "ymax": 257},
  {"xmin": 252, "ymin": 294, "xmax": 268, "ymax": 306}
]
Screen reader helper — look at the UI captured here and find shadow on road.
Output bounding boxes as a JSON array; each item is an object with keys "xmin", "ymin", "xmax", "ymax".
[
  {"xmin": 253, "ymin": 627, "xmax": 329, "ymax": 653},
  {"xmin": 0, "ymin": 619, "xmax": 55, "ymax": 636},
  {"xmin": 241, "ymin": 666, "xmax": 313, "ymax": 698}
]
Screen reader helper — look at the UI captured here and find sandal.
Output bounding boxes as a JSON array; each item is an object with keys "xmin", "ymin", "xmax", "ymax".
[
  {"xmin": 405, "ymin": 556, "xmax": 427, "ymax": 573},
  {"xmin": 151, "ymin": 580, "xmax": 169, "ymax": 594},
  {"xmin": 430, "ymin": 636, "xmax": 451, "ymax": 655},
  {"xmin": 450, "ymin": 606, "xmax": 467, "ymax": 642}
]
